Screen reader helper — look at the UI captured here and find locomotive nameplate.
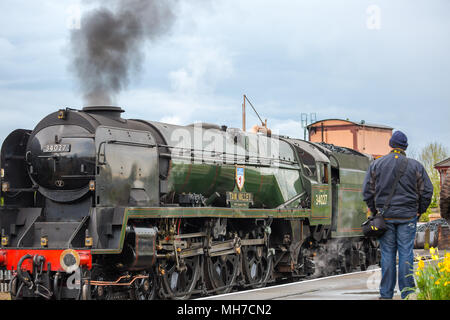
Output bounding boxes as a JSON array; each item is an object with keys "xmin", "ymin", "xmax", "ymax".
[
  {"xmin": 227, "ymin": 191, "xmax": 253, "ymax": 202},
  {"xmin": 42, "ymin": 144, "xmax": 71, "ymax": 153},
  {"xmin": 226, "ymin": 191, "xmax": 253, "ymax": 208}
]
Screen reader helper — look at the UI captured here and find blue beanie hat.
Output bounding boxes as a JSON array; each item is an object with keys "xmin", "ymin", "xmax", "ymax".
[{"xmin": 389, "ymin": 131, "xmax": 408, "ymax": 150}]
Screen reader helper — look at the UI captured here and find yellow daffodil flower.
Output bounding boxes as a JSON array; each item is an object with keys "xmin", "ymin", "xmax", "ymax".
[{"xmin": 418, "ymin": 259, "xmax": 425, "ymax": 270}]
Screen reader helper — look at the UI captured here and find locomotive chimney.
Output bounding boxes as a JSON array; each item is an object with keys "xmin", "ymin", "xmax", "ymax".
[{"xmin": 82, "ymin": 106, "xmax": 125, "ymax": 120}]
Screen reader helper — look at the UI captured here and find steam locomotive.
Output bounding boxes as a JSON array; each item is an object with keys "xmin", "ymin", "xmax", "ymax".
[{"xmin": 0, "ymin": 106, "xmax": 380, "ymax": 299}]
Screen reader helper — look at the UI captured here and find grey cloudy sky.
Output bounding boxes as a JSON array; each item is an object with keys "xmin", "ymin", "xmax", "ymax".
[{"xmin": 0, "ymin": 0, "xmax": 449, "ymax": 153}]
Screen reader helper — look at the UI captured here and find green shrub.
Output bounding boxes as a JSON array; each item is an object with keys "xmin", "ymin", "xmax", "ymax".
[{"xmin": 420, "ymin": 208, "xmax": 431, "ymax": 222}]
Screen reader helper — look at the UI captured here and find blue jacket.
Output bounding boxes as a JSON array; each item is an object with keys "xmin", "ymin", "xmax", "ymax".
[{"xmin": 362, "ymin": 150, "xmax": 433, "ymax": 219}]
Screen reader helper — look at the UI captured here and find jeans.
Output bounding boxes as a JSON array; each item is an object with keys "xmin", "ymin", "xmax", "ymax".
[{"xmin": 378, "ymin": 216, "xmax": 417, "ymax": 299}]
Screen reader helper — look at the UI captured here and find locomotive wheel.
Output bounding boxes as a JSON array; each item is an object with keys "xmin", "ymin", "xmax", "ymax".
[
  {"xmin": 339, "ymin": 250, "xmax": 352, "ymax": 274},
  {"xmin": 130, "ymin": 271, "xmax": 157, "ymax": 300},
  {"xmin": 204, "ymin": 253, "xmax": 240, "ymax": 294},
  {"xmin": 314, "ymin": 247, "xmax": 338, "ymax": 277},
  {"xmin": 365, "ymin": 240, "xmax": 381, "ymax": 267},
  {"xmin": 161, "ymin": 255, "xmax": 202, "ymax": 300},
  {"xmin": 241, "ymin": 230, "xmax": 273, "ymax": 289},
  {"xmin": 294, "ymin": 245, "xmax": 315, "ymax": 277},
  {"xmin": 359, "ymin": 250, "xmax": 368, "ymax": 271},
  {"xmin": 375, "ymin": 242, "xmax": 382, "ymax": 267}
]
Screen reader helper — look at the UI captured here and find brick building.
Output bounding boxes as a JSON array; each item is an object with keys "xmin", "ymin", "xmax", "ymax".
[
  {"xmin": 307, "ymin": 119, "xmax": 393, "ymax": 158},
  {"xmin": 435, "ymin": 157, "xmax": 450, "ymax": 187}
]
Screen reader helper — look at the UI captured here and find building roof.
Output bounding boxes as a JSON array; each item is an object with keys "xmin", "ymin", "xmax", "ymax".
[
  {"xmin": 306, "ymin": 119, "xmax": 393, "ymax": 130},
  {"xmin": 435, "ymin": 157, "xmax": 450, "ymax": 168}
]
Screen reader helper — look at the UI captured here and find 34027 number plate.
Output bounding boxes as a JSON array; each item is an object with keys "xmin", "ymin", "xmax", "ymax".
[{"xmin": 42, "ymin": 144, "xmax": 71, "ymax": 153}]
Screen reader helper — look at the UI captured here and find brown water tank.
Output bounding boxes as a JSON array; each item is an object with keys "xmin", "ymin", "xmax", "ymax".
[{"xmin": 307, "ymin": 119, "xmax": 393, "ymax": 158}]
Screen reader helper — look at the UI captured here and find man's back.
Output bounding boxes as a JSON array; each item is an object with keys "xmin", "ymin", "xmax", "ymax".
[
  {"xmin": 362, "ymin": 130, "xmax": 434, "ymax": 300},
  {"xmin": 363, "ymin": 151, "xmax": 433, "ymax": 219}
]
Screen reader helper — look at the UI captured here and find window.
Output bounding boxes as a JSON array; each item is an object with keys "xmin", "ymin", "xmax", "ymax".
[
  {"xmin": 297, "ymin": 148, "xmax": 317, "ymax": 180},
  {"xmin": 319, "ymin": 163, "xmax": 329, "ymax": 184}
]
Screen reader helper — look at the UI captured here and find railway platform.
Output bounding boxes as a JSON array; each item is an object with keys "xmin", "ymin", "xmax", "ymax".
[
  {"xmin": 200, "ymin": 249, "xmax": 434, "ymax": 301},
  {"xmin": 200, "ymin": 267, "xmax": 392, "ymax": 300}
]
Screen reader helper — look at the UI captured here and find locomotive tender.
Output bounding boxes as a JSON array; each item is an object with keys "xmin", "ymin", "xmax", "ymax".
[{"xmin": 0, "ymin": 106, "xmax": 380, "ymax": 299}]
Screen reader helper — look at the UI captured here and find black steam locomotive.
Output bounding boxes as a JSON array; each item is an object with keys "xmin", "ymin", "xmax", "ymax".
[{"xmin": 0, "ymin": 106, "xmax": 380, "ymax": 299}]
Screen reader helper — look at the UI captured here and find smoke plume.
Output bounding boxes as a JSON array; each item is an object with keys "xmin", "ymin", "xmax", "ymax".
[{"xmin": 70, "ymin": 0, "xmax": 178, "ymax": 105}]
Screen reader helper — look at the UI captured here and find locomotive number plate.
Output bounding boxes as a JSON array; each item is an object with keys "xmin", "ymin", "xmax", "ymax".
[{"xmin": 42, "ymin": 144, "xmax": 71, "ymax": 153}]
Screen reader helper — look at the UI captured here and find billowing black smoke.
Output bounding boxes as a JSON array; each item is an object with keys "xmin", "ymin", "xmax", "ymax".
[{"xmin": 70, "ymin": 0, "xmax": 178, "ymax": 105}]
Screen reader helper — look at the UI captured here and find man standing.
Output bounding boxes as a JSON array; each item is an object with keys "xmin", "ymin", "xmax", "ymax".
[{"xmin": 362, "ymin": 130, "xmax": 433, "ymax": 299}]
